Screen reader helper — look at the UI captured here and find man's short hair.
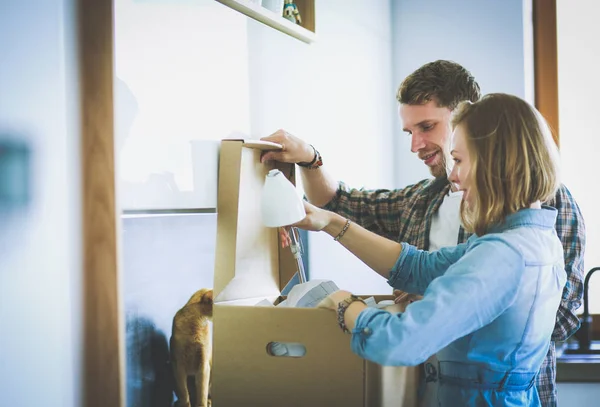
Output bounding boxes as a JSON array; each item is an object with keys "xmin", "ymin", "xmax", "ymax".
[{"xmin": 397, "ymin": 60, "xmax": 481, "ymax": 109}]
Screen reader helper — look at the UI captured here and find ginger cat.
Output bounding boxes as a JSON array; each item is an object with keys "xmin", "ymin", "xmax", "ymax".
[{"xmin": 170, "ymin": 288, "xmax": 213, "ymax": 407}]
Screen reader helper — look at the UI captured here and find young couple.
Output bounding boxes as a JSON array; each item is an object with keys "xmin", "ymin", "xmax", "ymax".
[{"xmin": 261, "ymin": 61, "xmax": 586, "ymax": 406}]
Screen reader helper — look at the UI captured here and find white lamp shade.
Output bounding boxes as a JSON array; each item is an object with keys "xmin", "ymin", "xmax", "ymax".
[{"xmin": 261, "ymin": 169, "xmax": 306, "ymax": 227}]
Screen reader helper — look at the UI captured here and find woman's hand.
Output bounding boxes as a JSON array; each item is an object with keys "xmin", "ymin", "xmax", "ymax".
[
  {"xmin": 279, "ymin": 200, "xmax": 335, "ymax": 248},
  {"xmin": 318, "ymin": 290, "xmax": 366, "ymax": 333},
  {"xmin": 295, "ymin": 200, "xmax": 332, "ymax": 231},
  {"xmin": 317, "ymin": 290, "xmax": 353, "ymax": 311},
  {"xmin": 260, "ymin": 129, "xmax": 315, "ymax": 164}
]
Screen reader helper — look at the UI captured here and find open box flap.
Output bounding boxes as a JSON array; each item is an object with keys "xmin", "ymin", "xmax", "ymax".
[{"xmin": 213, "ymin": 139, "xmax": 300, "ymax": 303}]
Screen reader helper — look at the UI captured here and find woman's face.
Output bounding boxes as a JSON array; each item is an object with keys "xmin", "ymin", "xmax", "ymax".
[{"xmin": 448, "ymin": 124, "xmax": 474, "ymax": 207}]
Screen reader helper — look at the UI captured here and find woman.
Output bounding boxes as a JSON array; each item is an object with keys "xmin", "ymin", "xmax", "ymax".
[{"xmin": 284, "ymin": 94, "xmax": 565, "ymax": 406}]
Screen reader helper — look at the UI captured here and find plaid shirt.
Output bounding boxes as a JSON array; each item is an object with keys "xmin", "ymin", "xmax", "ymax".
[{"xmin": 324, "ymin": 177, "xmax": 586, "ymax": 407}]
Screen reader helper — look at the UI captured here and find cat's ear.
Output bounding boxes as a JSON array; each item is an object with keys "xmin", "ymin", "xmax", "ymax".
[{"xmin": 203, "ymin": 289, "xmax": 214, "ymax": 305}]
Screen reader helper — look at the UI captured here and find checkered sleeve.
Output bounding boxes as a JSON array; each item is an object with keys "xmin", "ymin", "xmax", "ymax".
[
  {"xmin": 321, "ymin": 180, "xmax": 429, "ymax": 241},
  {"xmin": 536, "ymin": 342, "xmax": 557, "ymax": 407},
  {"xmin": 548, "ymin": 184, "xmax": 586, "ymax": 342}
]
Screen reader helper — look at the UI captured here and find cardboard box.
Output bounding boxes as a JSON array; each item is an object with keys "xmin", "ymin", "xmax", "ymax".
[{"xmin": 212, "ymin": 139, "xmax": 418, "ymax": 406}]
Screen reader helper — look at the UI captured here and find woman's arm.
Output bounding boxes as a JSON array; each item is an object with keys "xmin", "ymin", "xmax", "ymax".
[
  {"xmin": 322, "ymin": 211, "xmax": 402, "ymax": 279},
  {"xmin": 388, "ymin": 242, "xmax": 469, "ymax": 295},
  {"xmin": 288, "ymin": 201, "xmax": 403, "ymax": 279},
  {"xmin": 340, "ymin": 236, "xmax": 526, "ymax": 366},
  {"xmin": 288, "ymin": 201, "xmax": 467, "ymax": 283}
]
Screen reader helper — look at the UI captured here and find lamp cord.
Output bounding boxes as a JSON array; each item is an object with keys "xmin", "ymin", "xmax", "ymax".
[{"xmin": 289, "ymin": 227, "xmax": 307, "ymax": 283}]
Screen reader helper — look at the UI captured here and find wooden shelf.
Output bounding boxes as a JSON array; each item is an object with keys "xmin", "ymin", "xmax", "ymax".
[{"xmin": 216, "ymin": 0, "xmax": 316, "ymax": 44}]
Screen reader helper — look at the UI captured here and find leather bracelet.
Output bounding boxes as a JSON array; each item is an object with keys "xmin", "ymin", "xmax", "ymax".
[
  {"xmin": 333, "ymin": 219, "xmax": 351, "ymax": 242},
  {"xmin": 297, "ymin": 144, "xmax": 323, "ymax": 169},
  {"xmin": 337, "ymin": 294, "xmax": 365, "ymax": 334}
]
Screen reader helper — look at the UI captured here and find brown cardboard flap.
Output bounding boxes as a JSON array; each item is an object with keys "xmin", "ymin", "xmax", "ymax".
[
  {"xmin": 243, "ymin": 139, "xmax": 282, "ymax": 150},
  {"xmin": 214, "ymin": 139, "xmax": 299, "ymax": 303}
]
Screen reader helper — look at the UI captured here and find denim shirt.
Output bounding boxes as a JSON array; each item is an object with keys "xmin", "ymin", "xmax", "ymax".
[{"xmin": 352, "ymin": 207, "xmax": 566, "ymax": 406}]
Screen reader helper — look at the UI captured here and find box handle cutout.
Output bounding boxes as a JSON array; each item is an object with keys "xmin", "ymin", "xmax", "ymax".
[{"xmin": 266, "ymin": 341, "xmax": 306, "ymax": 357}]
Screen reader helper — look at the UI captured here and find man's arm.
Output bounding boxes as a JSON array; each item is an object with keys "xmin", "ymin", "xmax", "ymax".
[
  {"xmin": 548, "ymin": 184, "xmax": 586, "ymax": 341},
  {"xmin": 261, "ymin": 130, "xmax": 419, "ymax": 239},
  {"xmin": 299, "ymin": 166, "xmax": 339, "ymax": 208}
]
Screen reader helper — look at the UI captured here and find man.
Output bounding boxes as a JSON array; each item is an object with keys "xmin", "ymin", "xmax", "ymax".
[{"xmin": 260, "ymin": 60, "xmax": 585, "ymax": 407}]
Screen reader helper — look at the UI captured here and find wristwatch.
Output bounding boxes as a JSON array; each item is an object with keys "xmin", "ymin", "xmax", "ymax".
[
  {"xmin": 337, "ymin": 294, "xmax": 365, "ymax": 334},
  {"xmin": 297, "ymin": 144, "xmax": 323, "ymax": 169}
]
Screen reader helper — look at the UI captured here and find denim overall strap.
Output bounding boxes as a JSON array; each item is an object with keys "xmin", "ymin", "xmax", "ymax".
[{"xmin": 437, "ymin": 361, "xmax": 537, "ymax": 391}]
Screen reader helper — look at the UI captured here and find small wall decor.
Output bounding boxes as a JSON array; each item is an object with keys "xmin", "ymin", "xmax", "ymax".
[{"xmin": 283, "ymin": 0, "xmax": 302, "ymax": 25}]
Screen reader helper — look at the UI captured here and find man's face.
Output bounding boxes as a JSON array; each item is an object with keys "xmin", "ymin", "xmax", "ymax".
[{"xmin": 399, "ymin": 100, "xmax": 453, "ymax": 178}]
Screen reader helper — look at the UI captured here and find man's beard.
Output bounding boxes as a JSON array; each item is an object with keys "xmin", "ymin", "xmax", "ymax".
[{"xmin": 429, "ymin": 152, "xmax": 448, "ymax": 178}]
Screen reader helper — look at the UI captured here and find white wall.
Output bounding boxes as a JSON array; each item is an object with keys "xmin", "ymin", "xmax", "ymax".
[
  {"xmin": 114, "ymin": 0, "xmax": 249, "ymax": 210},
  {"xmin": 557, "ymin": 0, "xmax": 600, "ymax": 313},
  {"xmin": 113, "ymin": 0, "xmax": 397, "ymax": 293},
  {"xmin": 391, "ymin": 0, "xmax": 532, "ymax": 188},
  {"xmin": 0, "ymin": 1, "xmax": 82, "ymax": 406},
  {"xmin": 246, "ymin": 0, "xmax": 396, "ymax": 293},
  {"xmin": 112, "ymin": 0, "xmax": 535, "ymax": 295},
  {"xmin": 114, "ymin": 0, "xmax": 396, "ymax": 214}
]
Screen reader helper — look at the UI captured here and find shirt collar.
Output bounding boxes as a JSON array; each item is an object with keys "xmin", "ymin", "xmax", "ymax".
[{"xmin": 489, "ymin": 206, "xmax": 558, "ymax": 234}]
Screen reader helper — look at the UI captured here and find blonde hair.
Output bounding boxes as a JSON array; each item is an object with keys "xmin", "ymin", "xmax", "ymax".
[{"xmin": 451, "ymin": 93, "xmax": 561, "ymax": 236}]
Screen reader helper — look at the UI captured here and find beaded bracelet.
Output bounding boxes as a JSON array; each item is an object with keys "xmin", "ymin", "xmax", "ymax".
[
  {"xmin": 333, "ymin": 219, "xmax": 351, "ymax": 242},
  {"xmin": 337, "ymin": 294, "xmax": 365, "ymax": 334}
]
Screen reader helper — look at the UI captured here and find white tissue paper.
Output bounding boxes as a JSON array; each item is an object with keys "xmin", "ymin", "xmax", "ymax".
[{"xmin": 284, "ymin": 279, "xmax": 339, "ymax": 307}]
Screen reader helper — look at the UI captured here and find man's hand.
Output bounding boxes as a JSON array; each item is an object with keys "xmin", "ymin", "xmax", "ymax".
[
  {"xmin": 394, "ymin": 290, "xmax": 422, "ymax": 307},
  {"xmin": 260, "ymin": 129, "xmax": 314, "ymax": 164}
]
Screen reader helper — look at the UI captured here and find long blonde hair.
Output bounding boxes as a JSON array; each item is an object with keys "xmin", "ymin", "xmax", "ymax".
[{"xmin": 451, "ymin": 93, "xmax": 560, "ymax": 236}]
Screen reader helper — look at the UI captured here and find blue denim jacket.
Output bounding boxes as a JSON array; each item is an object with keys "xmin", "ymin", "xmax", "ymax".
[{"xmin": 352, "ymin": 207, "xmax": 566, "ymax": 406}]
